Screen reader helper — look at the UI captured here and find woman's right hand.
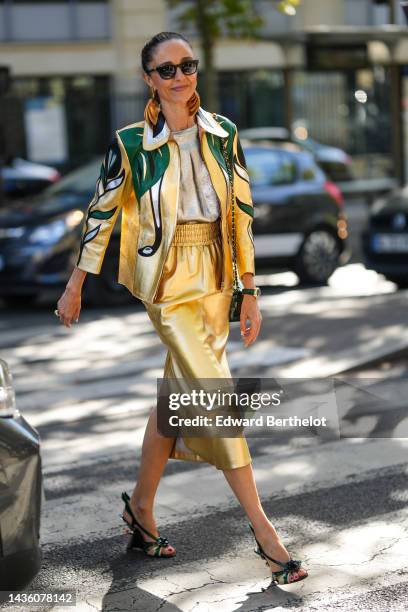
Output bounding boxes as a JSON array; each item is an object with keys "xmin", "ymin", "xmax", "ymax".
[{"xmin": 55, "ymin": 267, "xmax": 87, "ymax": 328}]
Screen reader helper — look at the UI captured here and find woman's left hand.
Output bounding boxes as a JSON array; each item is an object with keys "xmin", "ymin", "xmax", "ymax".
[{"xmin": 240, "ymin": 295, "xmax": 262, "ymax": 347}]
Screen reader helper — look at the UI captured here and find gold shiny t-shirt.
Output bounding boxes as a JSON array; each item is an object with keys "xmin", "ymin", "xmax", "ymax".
[{"xmin": 171, "ymin": 124, "xmax": 221, "ymax": 224}]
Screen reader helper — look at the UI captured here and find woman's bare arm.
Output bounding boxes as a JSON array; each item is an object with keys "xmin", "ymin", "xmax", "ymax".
[{"xmin": 66, "ymin": 267, "xmax": 87, "ymax": 294}]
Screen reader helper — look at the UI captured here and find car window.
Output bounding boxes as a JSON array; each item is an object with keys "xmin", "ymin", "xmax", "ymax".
[
  {"xmin": 300, "ymin": 163, "xmax": 321, "ymax": 182},
  {"xmin": 318, "ymin": 160, "xmax": 353, "ymax": 182},
  {"xmin": 298, "ymin": 154, "xmax": 326, "ymax": 182},
  {"xmin": 42, "ymin": 158, "xmax": 102, "ymax": 197},
  {"xmin": 301, "ymin": 167, "xmax": 316, "ymax": 181},
  {"xmin": 243, "ymin": 149, "xmax": 297, "ymax": 187}
]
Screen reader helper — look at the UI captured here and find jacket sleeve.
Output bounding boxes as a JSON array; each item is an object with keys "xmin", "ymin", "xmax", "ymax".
[
  {"xmin": 231, "ymin": 124, "xmax": 256, "ymax": 278},
  {"xmin": 76, "ymin": 132, "xmax": 133, "ymax": 274}
]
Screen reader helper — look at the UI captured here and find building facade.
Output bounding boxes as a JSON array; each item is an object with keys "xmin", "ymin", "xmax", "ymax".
[{"xmin": 1, "ymin": 0, "xmax": 407, "ymax": 182}]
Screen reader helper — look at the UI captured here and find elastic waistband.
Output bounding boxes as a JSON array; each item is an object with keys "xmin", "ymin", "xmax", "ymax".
[{"xmin": 172, "ymin": 219, "xmax": 221, "ymax": 245}]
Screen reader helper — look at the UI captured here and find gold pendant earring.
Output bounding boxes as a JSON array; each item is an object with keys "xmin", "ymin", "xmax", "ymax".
[
  {"xmin": 187, "ymin": 91, "xmax": 200, "ymax": 116},
  {"xmin": 144, "ymin": 87, "xmax": 161, "ymax": 126}
]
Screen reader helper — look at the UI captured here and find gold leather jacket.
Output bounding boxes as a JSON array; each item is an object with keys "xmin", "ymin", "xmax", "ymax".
[{"xmin": 76, "ymin": 107, "xmax": 255, "ymax": 304}]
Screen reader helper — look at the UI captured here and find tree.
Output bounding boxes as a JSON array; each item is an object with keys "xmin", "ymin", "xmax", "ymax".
[{"xmin": 166, "ymin": 0, "xmax": 301, "ymax": 111}]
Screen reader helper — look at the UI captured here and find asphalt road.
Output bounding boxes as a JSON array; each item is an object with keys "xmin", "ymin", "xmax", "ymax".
[{"xmin": 1, "ymin": 264, "xmax": 407, "ymax": 611}]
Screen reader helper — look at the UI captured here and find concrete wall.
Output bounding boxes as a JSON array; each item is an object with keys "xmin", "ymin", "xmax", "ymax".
[
  {"xmin": 294, "ymin": 0, "xmax": 345, "ymax": 28},
  {"xmin": 0, "ymin": 42, "xmax": 115, "ymax": 77},
  {"xmin": 111, "ymin": 0, "xmax": 165, "ymax": 95},
  {"xmin": 0, "ymin": 0, "xmax": 167, "ymax": 97},
  {"xmin": 1, "ymin": 0, "xmax": 407, "ymax": 97}
]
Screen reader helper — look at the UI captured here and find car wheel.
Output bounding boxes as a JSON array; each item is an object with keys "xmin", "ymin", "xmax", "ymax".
[
  {"xmin": 83, "ymin": 246, "xmax": 134, "ymax": 307},
  {"xmin": 295, "ymin": 229, "xmax": 340, "ymax": 285},
  {"xmin": 2, "ymin": 295, "xmax": 37, "ymax": 309}
]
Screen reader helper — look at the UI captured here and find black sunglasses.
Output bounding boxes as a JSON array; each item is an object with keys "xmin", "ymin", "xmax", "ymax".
[{"xmin": 146, "ymin": 59, "xmax": 199, "ymax": 80}]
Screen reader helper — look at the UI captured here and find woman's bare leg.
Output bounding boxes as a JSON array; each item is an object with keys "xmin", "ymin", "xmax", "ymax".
[
  {"xmin": 123, "ymin": 406, "xmax": 176, "ymax": 552},
  {"xmin": 223, "ymin": 463, "xmax": 307, "ymax": 578}
]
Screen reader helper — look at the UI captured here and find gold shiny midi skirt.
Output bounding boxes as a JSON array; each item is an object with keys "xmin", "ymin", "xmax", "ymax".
[{"xmin": 143, "ymin": 219, "xmax": 252, "ymax": 470}]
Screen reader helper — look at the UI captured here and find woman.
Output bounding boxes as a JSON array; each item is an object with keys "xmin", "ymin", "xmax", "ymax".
[{"xmin": 55, "ymin": 31, "xmax": 308, "ymax": 586}]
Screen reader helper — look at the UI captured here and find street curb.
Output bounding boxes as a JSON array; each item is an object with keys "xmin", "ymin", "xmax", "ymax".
[
  {"xmin": 269, "ymin": 336, "xmax": 408, "ymax": 378},
  {"xmin": 336, "ymin": 344, "xmax": 408, "ymax": 374}
]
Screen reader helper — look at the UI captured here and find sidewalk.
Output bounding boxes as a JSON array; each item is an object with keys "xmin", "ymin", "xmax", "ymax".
[
  {"xmin": 2, "ymin": 280, "xmax": 407, "ymax": 611},
  {"xmin": 230, "ymin": 279, "xmax": 408, "ymax": 377},
  {"xmin": 36, "ymin": 437, "xmax": 408, "ymax": 612}
]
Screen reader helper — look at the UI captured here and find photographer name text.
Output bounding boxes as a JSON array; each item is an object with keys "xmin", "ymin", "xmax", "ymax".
[{"xmin": 167, "ymin": 415, "xmax": 327, "ymax": 428}]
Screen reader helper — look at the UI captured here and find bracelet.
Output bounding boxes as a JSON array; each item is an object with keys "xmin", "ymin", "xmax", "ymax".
[{"xmin": 242, "ymin": 287, "xmax": 261, "ymax": 298}]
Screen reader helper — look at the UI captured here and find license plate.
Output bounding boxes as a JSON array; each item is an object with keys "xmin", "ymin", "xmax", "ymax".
[{"xmin": 372, "ymin": 233, "xmax": 408, "ymax": 253}]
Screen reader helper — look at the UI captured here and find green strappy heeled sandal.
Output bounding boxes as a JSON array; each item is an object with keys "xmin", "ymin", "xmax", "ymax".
[
  {"xmin": 249, "ymin": 523, "xmax": 308, "ymax": 585},
  {"xmin": 120, "ymin": 491, "xmax": 176, "ymax": 558}
]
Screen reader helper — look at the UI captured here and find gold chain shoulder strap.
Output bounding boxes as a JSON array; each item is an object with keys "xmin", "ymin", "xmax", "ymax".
[{"xmin": 220, "ymin": 134, "xmax": 241, "ymax": 292}]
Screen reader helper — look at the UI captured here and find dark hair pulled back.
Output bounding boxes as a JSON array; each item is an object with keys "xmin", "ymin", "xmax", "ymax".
[{"xmin": 141, "ymin": 32, "xmax": 192, "ymax": 73}]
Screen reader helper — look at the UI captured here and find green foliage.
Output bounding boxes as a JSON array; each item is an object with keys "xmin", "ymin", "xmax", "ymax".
[
  {"xmin": 166, "ymin": 0, "xmax": 267, "ymax": 39},
  {"xmin": 165, "ymin": 1, "xmax": 302, "ymax": 38}
]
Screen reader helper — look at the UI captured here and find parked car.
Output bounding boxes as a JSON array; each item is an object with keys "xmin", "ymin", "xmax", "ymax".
[
  {"xmin": 0, "ymin": 359, "xmax": 43, "ymax": 593},
  {"xmin": 244, "ymin": 143, "xmax": 350, "ymax": 283},
  {"xmin": 239, "ymin": 126, "xmax": 397, "ymax": 204},
  {"xmin": 0, "ymin": 143, "xmax": 349, "ymax": 308},
  {"xmin": 1, "ymin": 157, "xmax": 61, "ymax": 200},
  {"xmin": 0, "ymin": 157, "xmax": 129, "ymax": 307},
  {"xmin": 239, "ymin": 126, "xmax": 355, "ymax": 183},
  {"xmin": 361, "ymin": 186, "xmax": 408, "ymax": 288}
]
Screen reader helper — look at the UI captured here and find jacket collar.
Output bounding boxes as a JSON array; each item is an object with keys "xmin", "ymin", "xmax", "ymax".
[{"xmin": 143, "ymin": 106, "xmax": 229, "ymax": 151}]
